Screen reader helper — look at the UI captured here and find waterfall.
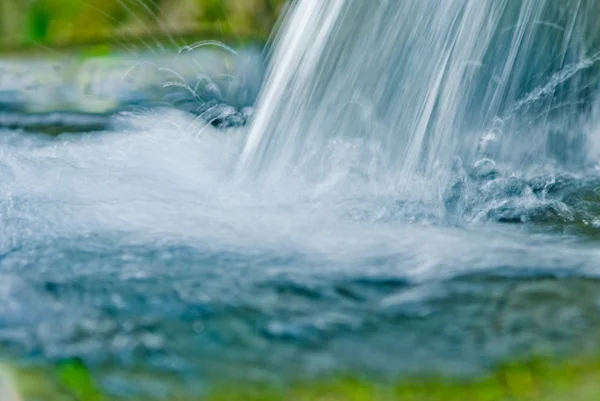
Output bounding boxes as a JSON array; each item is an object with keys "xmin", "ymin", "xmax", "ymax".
[{"xmin": 242, "ymin": 0, "xmax": 600, "ymax": 192}]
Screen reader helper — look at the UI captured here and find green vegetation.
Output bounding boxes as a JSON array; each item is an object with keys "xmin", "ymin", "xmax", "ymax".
[
  {"xmin": 4, "ymin": 357, "xmax": 600, "ymax": 400},
  {"xmin": 0, "ymin": 0, "xmax": 286, "ymax": 53}
]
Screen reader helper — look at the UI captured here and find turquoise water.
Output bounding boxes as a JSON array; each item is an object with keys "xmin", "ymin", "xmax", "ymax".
[
  {"xmin": 2, "ymin": 0, "xmax": 600, "ymax": 395},
  {"xmin": 1, "ymin": 110, "xmax": 600, "ymax": 388}
]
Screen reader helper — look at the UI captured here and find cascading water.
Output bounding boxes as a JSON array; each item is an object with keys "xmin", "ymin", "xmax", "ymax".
[
  {"xmin": 243, "ymin": 0, "xmax": 600, "ymax": 205},
  {"xmin": 4, "ymin": 0, "xmax": 600, "ymax": 391}
]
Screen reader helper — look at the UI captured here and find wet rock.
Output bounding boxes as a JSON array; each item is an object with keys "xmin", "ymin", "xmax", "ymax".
[
  {"xmin": 186, "ymin": 100, "xmax": 251, "ymax": 128},
  {"xmin": 0, "ymin": 111, "xmax": 110, "ymax": 134}
]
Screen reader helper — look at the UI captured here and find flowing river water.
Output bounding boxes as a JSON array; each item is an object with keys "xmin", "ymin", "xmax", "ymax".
[{"xmin": 2, "ymin": 0, "xmax": 600, "ymax": 396}]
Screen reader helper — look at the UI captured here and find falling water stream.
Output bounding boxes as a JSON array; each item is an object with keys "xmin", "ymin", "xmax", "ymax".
[
  {"xmin": 244, "ymin": 0, "xmax": 600, "ymax": 184},
  {"xmin": 2, "ymin": 0, "xmax": 600, "ymax": 395}
]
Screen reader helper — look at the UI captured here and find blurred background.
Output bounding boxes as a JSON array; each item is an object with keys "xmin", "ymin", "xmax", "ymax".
[
  {"xmin": 0, "ymin": 0, "xmax": 285, "ymax": 53},
  {"xmin": 0, "ymin": 0, "xmax": 286, "ymax": 129}
]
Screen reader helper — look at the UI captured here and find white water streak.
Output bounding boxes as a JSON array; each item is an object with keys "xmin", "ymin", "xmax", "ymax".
[{"xmin": 243, "ymin": 0, "xmax": 599, "ymax": 195}]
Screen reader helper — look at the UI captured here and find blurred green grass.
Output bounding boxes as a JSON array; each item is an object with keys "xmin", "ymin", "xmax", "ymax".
[
  {"xmin": 5, "ymin": 356, "xmax": 600, "ymax": 401},
  {"xmin": 0, "ymin": 0, "xmax": 286, "ymax": 53}
]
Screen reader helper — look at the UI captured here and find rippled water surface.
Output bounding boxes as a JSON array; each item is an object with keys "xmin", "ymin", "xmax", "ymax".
[
  {"xmin": 1, "ymin": 108, "xmax": 600, "ymax": 388},
  {"xmin": 3, "ymin": 1, "xmax": 600, "ymax": 395}
]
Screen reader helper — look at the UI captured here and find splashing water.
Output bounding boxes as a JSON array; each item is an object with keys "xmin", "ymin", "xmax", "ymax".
[
  {"xmin": 243, "ymin": 0, "xmax": 600, "ymax": 202},
  {"xmin": 3, "ymin": 0, "xmax": 600, "ymax": 389}
]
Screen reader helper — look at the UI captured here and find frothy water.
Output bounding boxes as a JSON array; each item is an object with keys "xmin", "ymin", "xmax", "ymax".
[
  {"xmin": 2, "ymin": 0, "xmax": 600, "ymax": 390},
  {"xmin": 243, "ymin": 0, "xmax": 600, "ymax": 196},
  {"xmin": 2, "ymin": 108, "xmax": 600, "ymax": 384}
]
